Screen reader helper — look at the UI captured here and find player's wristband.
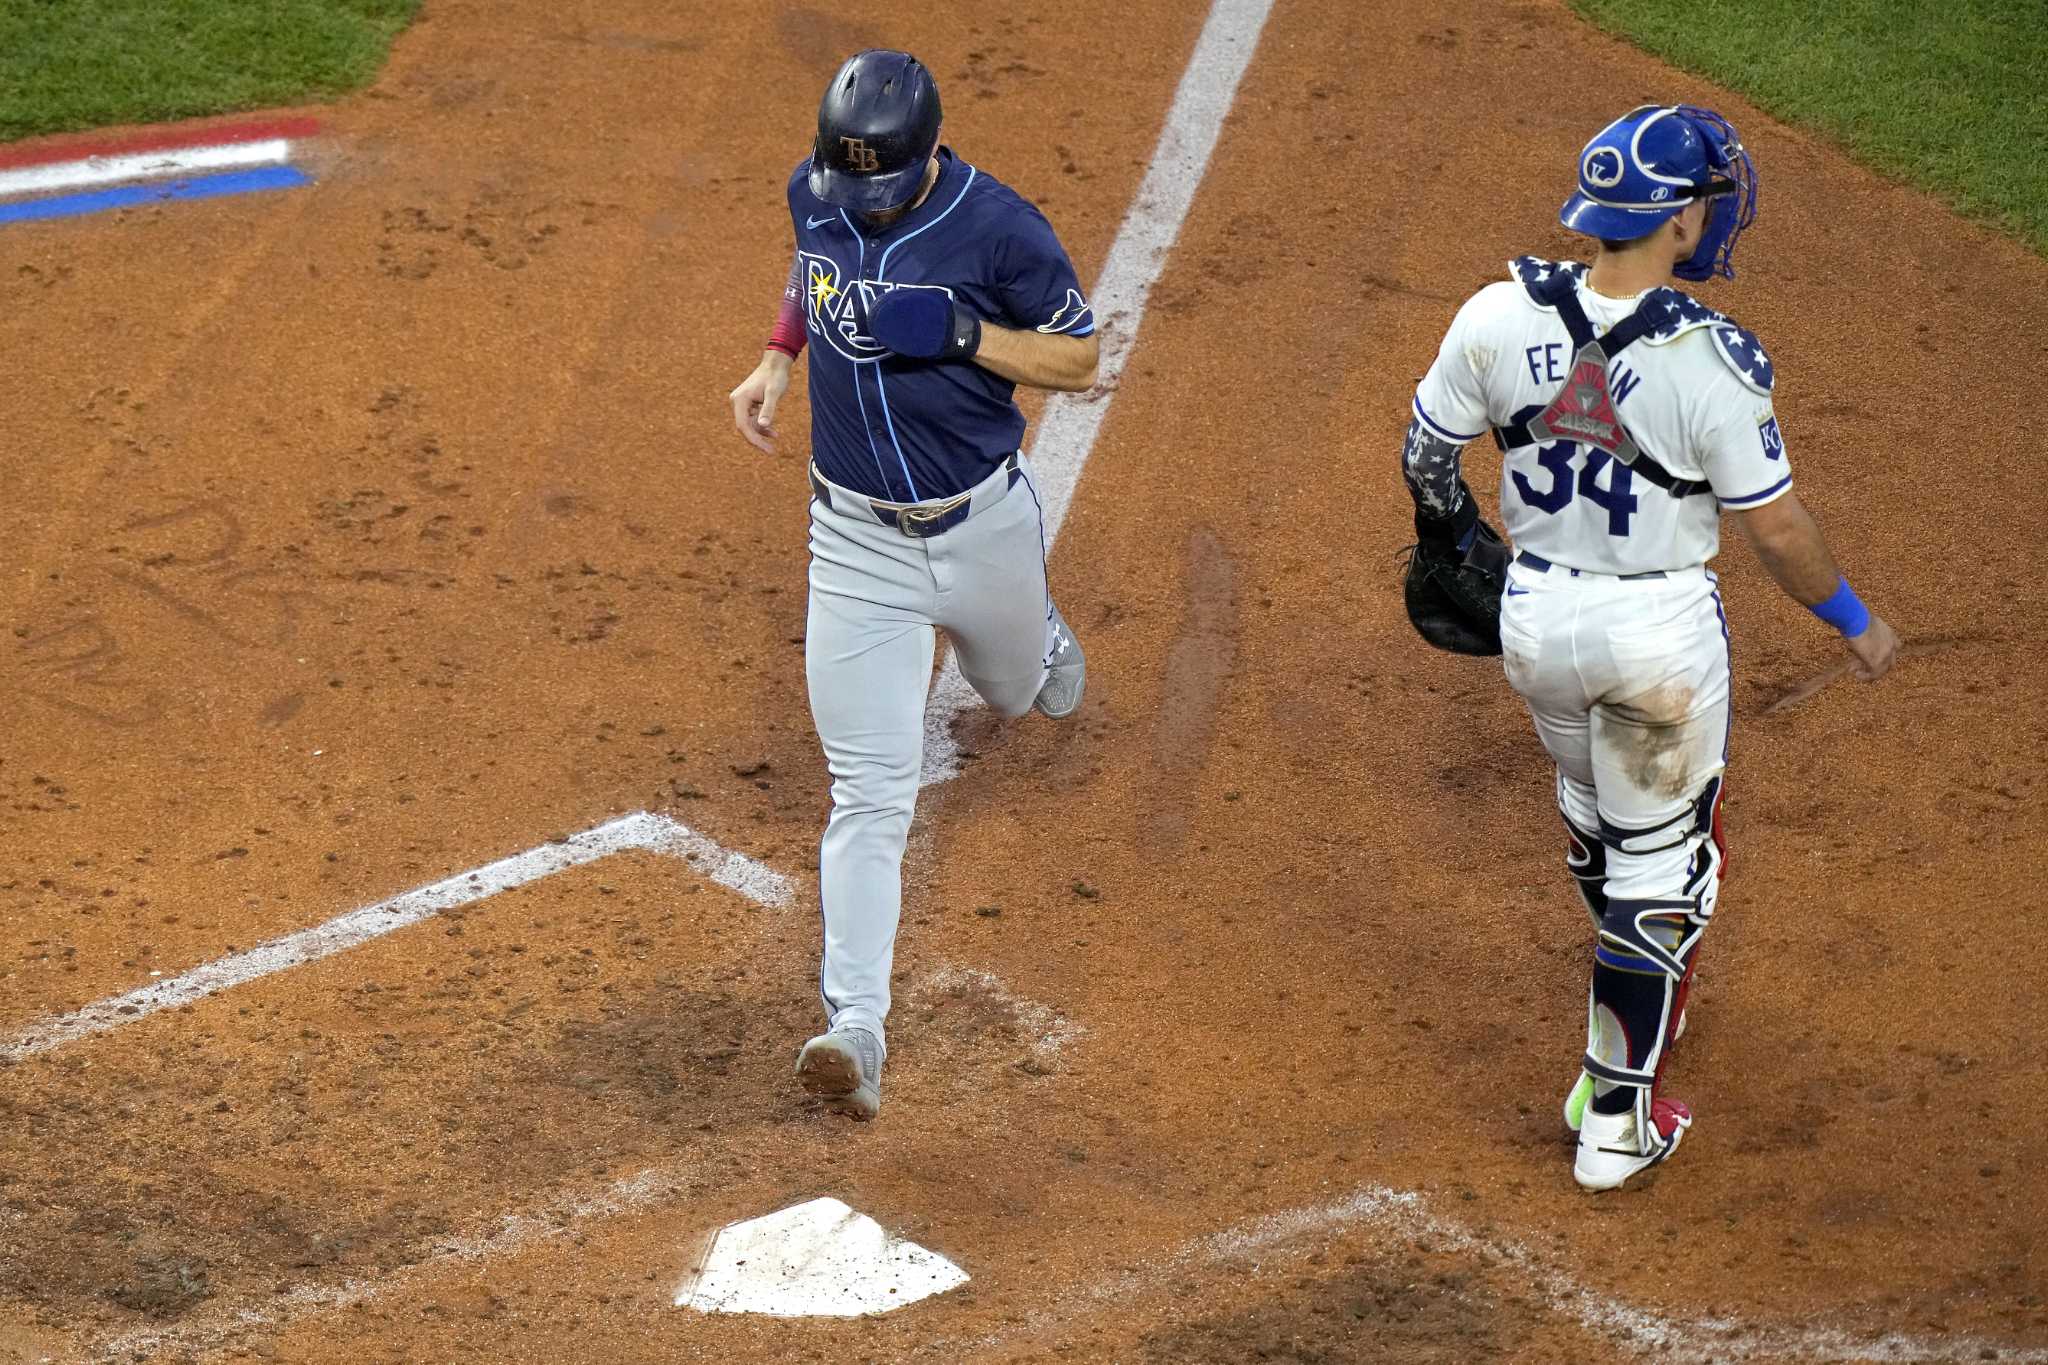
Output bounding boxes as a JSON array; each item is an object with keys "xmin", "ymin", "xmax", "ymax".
[
  {"xmin": 1808, "ymin": 578, "xmax": 1870, "ymax": 637},
  {"xmin": 766, "ymin": 296, "xmax": 807, "ymax": 358}
]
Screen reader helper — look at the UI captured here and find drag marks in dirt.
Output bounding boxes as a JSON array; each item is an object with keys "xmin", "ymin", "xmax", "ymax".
[
  {"xmin": 12, "ymin": 497, "xmax": 330, "ymax": 730},
  {"xmin": 1147, "ymin": 528, "xmax": 1240, "ymax": 850},
  {"xmin": 2, "ymin": 810, "xmax": 789, "ymax": 1059},
  {"xmin": 773, "ymin": 7, "xmax": 879, "ymax": 73},
  {"xmin": 919, "ymin": 0, "xmax": 1278, "ymax": 786},
  {"xmin": 1141, "ymin": 1239, "xmax": 1523, "ymax": 1364},
  {"xmin": 372, "ymin": 188, "xmax": 618, "ymax": 280}
]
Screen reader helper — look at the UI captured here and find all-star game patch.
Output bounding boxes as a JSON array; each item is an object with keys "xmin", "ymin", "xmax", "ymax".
[{"xmin": 1542, "ymin": 348, "xmax": 1630, "ymax": 453}]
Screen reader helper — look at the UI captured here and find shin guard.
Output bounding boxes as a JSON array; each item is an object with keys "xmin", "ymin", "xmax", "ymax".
[
  {"xmin": 1584, "ymin": 907, "xmax": 1693, "ymax": 1115},
  {"xmin": 1582, "ymin": 777, "xmax": 1725, "ymax": 1117}
]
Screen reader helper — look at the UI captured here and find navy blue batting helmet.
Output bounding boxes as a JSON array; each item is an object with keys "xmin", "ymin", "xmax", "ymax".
[
  {"xmin": 1559, "ymin": 104, "xmax": 1759, "ymax": 281},
  {"xmin": 809, "ymin": 50, "xmax": 943, "ymax": 213}
]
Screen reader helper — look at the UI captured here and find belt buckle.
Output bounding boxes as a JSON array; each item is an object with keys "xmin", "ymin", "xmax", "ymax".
[{"xmin": 897, "ymin": 503, "xmax": 947, "ymax": 537}]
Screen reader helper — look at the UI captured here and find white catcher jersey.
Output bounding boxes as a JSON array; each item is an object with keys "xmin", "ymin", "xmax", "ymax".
[{"xmin": 1413, "ymin": 257, "xmax": 1790, "ymax": 575}]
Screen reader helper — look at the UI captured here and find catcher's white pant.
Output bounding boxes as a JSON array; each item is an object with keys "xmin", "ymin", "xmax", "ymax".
[
  {"xmin": 804, "ymin": 455, "xmax": 1053, "ymax": 1046},
  {"xmin": 1499, "ymin": 558, "xmax": 1730, "ymax": 899}
]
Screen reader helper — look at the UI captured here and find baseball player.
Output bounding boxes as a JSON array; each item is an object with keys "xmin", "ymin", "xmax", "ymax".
[
  {"xmin": 726, "ymin": 50, "xmax": 1098, "ymax": 1120},
  {"xmin": 1400, "ymin": 104, "xmax": 1899, "ymax": 1189}
]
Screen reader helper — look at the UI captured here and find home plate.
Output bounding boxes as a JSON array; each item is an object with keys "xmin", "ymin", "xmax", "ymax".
[{"xmin": 675, "ymin": 1197, "xmax": 969, "ymax": 1317}]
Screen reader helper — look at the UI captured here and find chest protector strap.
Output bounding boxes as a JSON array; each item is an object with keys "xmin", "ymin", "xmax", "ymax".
[{"xmin": 1492, "ymin": 280, "xmax": 1708, "ymax": 499}]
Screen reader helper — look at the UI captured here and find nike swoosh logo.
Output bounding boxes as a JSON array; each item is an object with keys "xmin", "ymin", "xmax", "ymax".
[
  {"xmin": 1506, "ymin": 586, "xmax": 1530, "ymax": 596},
  {"xmin": 806, "ymin": 214, "xmax": 836, "ymax": 230}
]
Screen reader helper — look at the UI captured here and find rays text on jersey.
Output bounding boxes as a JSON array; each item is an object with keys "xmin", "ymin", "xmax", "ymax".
[{"xmin": 799, "ymin": 250, "xmax": 955, "ymax": 362}]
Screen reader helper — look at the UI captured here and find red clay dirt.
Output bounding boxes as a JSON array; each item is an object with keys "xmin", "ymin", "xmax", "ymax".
[{"xmin": 0, "ymin": 1, "xmax": 2042, "ymax": 1362}]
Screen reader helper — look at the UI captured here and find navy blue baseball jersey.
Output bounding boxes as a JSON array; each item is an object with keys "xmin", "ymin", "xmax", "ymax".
[{"xmin": 788, "ymin": 147, "xmax": 1094, "ymax": 502}]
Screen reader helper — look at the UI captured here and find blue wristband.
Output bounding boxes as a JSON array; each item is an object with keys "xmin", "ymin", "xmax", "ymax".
[{"xmin": 1808, "ymin": 578, "xmax": 1870, "ymax": 637}]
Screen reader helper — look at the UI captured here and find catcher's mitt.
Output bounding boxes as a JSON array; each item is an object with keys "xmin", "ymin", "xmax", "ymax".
[{"xmin": 1403, "ymin": 489, "xmax": 1510, "ymax": 656}]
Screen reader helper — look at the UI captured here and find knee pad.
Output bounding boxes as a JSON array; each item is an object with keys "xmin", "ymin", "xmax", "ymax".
[{"xmin": 1597, "ymin": 775, "xmax": 1724, "ymax": 857}]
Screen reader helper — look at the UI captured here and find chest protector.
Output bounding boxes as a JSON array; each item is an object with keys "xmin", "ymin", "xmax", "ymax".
[{"xmin": 1492, "ymin": 275, "xmax": 1707, "ymax": 499}]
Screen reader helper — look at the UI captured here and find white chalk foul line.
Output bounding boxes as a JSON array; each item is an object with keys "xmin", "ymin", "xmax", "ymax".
[
  {"xmin": 930, "ymin": 1182, "xmax": 2048, "ymax": 1365},
  {"xmin": 1193, "ymin": 1185, "xmax": 2048, "ymax": 1365},
  {"xmin": 920, "ymin": 0, "xmax": 1276, "ymax": 786},
  {"xmin": 915, "ymin": 965, "xmax": 1086, "ymax": 1063},
  {"xmin": 1, "ymin": 811, "xmax": 791, "ymax": 1060},
  {"xmin": 83, "ymin": 1167, "xmax": 2044, "ymax": 1363},
  {"xmin": 95, "ymin": 1166, "xmax": 680, "ymax": 1361}
]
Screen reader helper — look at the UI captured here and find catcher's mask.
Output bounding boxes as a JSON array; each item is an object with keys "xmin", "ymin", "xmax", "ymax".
[
  {"xmin": 809, "ymin": 49, "xmax": 943, "ymax": 214},
  {"xmin": 1558, "ymin": 104, "xmax": 1759, "ymax": 281}
]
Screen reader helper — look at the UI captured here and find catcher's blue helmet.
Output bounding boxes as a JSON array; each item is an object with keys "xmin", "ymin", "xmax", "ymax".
[
  {"xmin": 1559, "ymin": 104, "xmax": 1758, "ymax": 281},
  {"xmin": 809, "ymin": 50, "xmax": 942, "ymax": 214}
]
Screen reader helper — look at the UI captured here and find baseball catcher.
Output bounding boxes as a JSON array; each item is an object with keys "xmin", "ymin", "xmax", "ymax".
[{"xmin": 1399, "ymin": 105, "xmax": 1899, "ymax": 1189}]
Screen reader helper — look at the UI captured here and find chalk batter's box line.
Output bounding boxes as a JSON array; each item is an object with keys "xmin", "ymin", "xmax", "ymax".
[{"xmin": 0, "ymin": 811, "xmax": 794, "ymax": 1060}]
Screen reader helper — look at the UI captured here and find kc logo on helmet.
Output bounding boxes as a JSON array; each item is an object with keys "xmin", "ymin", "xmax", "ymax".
[
  {"xmin": 840, "ymin": 136, "xmax": 880, "ymax": 172},
  {"xmin": 1583, "ymin": 146, "xmax": 1625, "ymax": 189}
]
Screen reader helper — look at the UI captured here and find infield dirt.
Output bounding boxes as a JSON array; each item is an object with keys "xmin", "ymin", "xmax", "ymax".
[{"xmin": 1, "ymin": 1, "xmax": 2043, "ymax": 1362}]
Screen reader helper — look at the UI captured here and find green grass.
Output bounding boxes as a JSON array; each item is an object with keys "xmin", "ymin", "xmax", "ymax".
[
  {"xmin": 1571, "ymin": 0, "xmax": 2048, "ymax": 254},
  {"xmin": 0, "ymin": 0, "xmax": 420, "ymax": 142}
]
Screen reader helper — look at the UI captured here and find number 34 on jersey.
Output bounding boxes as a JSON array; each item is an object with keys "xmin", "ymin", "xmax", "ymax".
[{"xmin": 1413, "ymin": 259, "xmax": 1793, "ymax": 576}]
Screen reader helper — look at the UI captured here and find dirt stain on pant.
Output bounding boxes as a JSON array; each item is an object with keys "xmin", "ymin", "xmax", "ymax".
[{"xmin": 1611, "ymin": 682, "xmax": 1703, "ymax": 801}]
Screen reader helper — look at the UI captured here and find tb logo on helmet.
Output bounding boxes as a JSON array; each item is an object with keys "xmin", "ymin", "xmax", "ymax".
[
  {"xmin": 810, "ymin": 50, "xmax": 944, "ymax": 214},
  {"xmin": 839, "ymin": 137, "xmax": 881, "ymax": 172}
]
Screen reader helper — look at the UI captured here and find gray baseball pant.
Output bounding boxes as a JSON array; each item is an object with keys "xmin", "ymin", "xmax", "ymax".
[{"xmin": 804, "ymin": 453, "xmax": 1054, "ymax": 1049}]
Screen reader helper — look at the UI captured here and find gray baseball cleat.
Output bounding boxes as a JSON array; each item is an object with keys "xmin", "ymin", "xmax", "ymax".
[
  {"xmin": 1034, "ymin": 603, "xmax": 1086, "ymax": 719},
  {"xmin": 796, "ymin": 1027, "xmax": 883, "ymax": 1120}
]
